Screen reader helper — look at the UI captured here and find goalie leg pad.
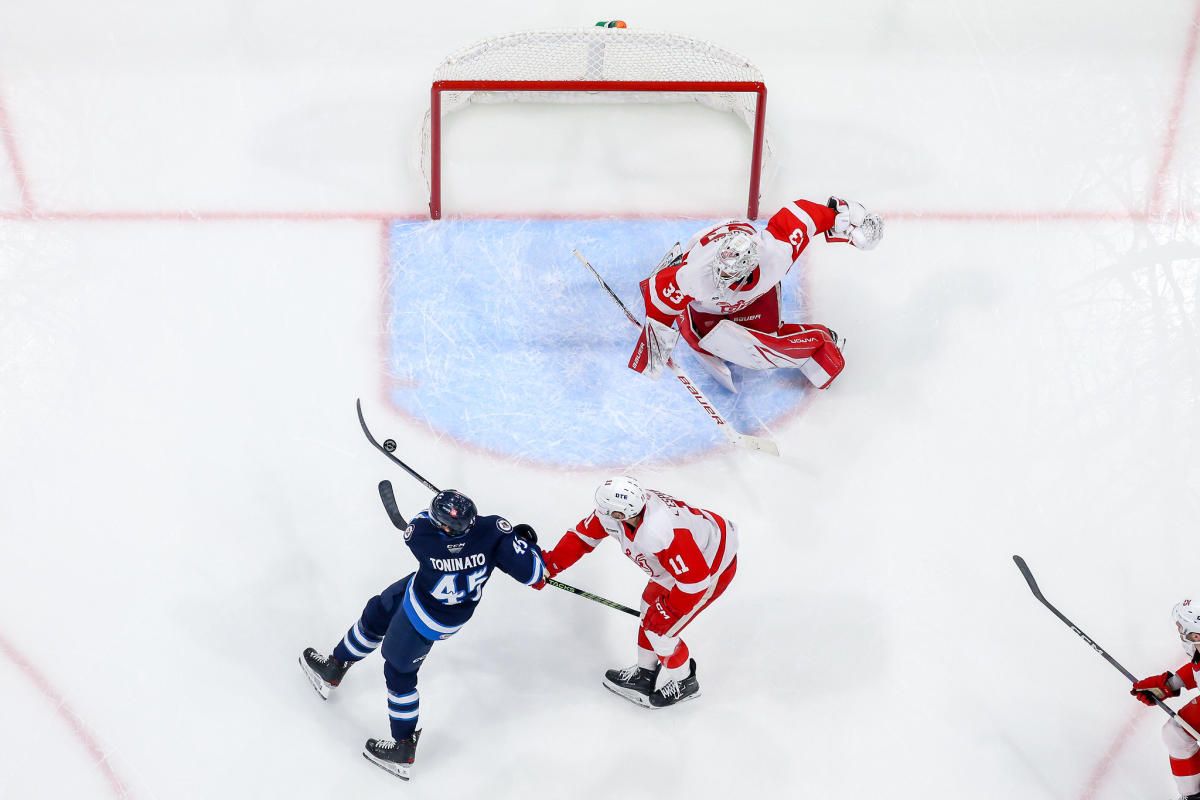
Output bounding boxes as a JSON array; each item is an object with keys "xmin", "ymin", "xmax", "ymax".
[{"xmin": 698, "ymin": 321, "xmax": 845, "ymax": 388}]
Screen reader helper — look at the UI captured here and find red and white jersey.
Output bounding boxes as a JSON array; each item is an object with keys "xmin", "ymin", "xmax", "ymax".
[
  {"xmin": 565, "ymin": 490, "xmax": 738, "ymax": 596},
  {"xmin": 640, "ymin": 199, "xmax": 838, "ymax": 325}
]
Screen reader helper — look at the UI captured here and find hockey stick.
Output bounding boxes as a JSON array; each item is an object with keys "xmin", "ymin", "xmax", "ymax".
[
  {"xmin": 1013, "ymin": 555, "xmax": 1200, "ymax": 741},
  {"xmin": 378, "ymin": 480, "xmax": 407, "ymax": 530},
  {"xmin": 356, "ymin": 399, "xmax": 438, "ymax": 492},
  {"xmin": 356, "ymin": 399, "xmax": 638, "ymax": 617},
  {"xmin": 545, "ymin": 580, "xmax": 639, "ymax": 617},
  {"xmin": 571, "ymin": 249, "xmax": 779, "ymax": 457}
]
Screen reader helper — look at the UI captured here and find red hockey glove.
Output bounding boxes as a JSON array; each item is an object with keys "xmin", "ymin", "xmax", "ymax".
[
  {"xmin": 1131, "ymin": 672, "xmax": 1180, "ymax": 705},
  {"xmin": 643, "ymin": 595, "xmax": 681, "ymax": 636}
]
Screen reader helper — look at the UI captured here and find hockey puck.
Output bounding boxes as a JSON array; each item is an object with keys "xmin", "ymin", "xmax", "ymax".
[{"xmin": 383, "ymin": 439, "xmax": 397, "ymax": 452}]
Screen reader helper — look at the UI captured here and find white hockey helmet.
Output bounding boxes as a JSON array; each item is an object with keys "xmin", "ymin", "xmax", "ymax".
[
  {"xmin": 1174, "ymin": 599, "xmax": 1200, "ymax": 657},
  {"xmin": 594, "ymin": 476, "xmax": 646, "ymax": 521},
  {"xmin": 712, "ymin": 230, "xmax": 759, "ymax": 288}
]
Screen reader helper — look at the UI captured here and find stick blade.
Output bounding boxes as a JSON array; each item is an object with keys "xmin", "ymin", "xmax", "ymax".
[
  {"xmin": 378, "ymin": 480, "xmax": 408, "ymax": 530},
  {"xmin": 1012, "ymin": 554, "xmax": 1046, "ymax": 602},
  {"xmin": 728, "ymin": 431, "xmax": 780, "ymax": 456}
]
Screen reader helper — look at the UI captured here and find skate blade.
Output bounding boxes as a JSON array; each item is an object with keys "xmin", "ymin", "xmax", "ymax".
[
  {"xmin": 602, "ymin": 680, "xmax": 653, "ymax": 708},
  {"xmin": 648, "ymin": 690, "xmax": 703, "ymax": 710},
  {"xmin": 363, "ymin": 751, "xmax": 411, "ymax": 781},
  {"xmin": 298, "ymin": 655, "xmax": 332, "ymax": 700}
]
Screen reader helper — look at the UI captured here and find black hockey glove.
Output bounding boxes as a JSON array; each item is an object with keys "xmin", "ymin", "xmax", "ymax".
[{"xmin": 513, "ymin": 523, "xmax": 538, "ymax": 545}]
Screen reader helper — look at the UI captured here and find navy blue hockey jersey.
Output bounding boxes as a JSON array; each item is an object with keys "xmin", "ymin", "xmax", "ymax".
[{"xmin": 400, "ymin": 512, "xmax": 544, "ymax": 641}]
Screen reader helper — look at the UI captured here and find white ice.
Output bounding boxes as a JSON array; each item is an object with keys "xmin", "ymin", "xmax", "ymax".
[{"xmin": 1, "ymin": 2, "xmax": 1198, "ymax": 799}]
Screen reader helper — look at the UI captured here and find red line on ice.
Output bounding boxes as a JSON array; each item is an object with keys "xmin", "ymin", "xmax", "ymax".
[
  {"xmin": 1076, "ymin": 705, "xmax": 1145, "ymax": 800},
  {"xmin": 1150, "ymin": 0, "xmax": 1200, "ymax": 215},
  {"xmin": 0, "ymin": 632, "xmax": 133, "ymax": 798},
  {"xmin": 4, "ymin": 208, "xmax": 1194, "ymax": 224},
  {"xmin": 0, "ymin": 86, "xmax": 35, "ymax": 212}
]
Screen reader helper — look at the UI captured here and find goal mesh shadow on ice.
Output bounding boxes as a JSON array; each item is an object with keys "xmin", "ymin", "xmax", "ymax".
[{"xmin": 382, "ymin": 219, "xmax": 813, "ymax": 467}]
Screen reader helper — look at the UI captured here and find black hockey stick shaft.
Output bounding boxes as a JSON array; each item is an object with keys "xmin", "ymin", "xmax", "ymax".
[
  {"xmin": 356, "ymin": 399, "xmax": 634, "ymax": 617},
  {"xmin": 545, "ymin": 578, "xmax": 639, "ymax": 617},
  {"xmin": 378, "ymin": 480, "xmax": 407, "ymax": 530},
  {"xmin": 1012, "ymin": 555, "xmax": 1197, "ymax": 735}
]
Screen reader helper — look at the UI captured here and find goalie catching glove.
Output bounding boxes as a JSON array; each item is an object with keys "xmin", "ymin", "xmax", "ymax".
[
  {"xmin": 627, "ymin": 318, "xmax": 681, "ymax": 379},
  {"xmin": 824, "ymin": 196, "xmax": 884, "ymax": 250}
]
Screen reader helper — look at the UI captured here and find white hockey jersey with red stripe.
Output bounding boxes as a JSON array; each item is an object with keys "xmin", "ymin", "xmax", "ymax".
[
  {"xmin": 640, "ymin": 199, "xmax": 838, "ymax": 326},
  {"xmin": 544, "ymin": 490, "xmax": 738, "ymax": 608}
]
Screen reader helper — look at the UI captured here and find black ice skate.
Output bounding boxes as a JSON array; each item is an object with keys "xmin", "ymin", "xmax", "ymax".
[
  {"xmin": 363, "ymin": 731, "xmax": 420, "ymax": 781},
  {"xmin": 649, "ymin": 659, "xmax": 701, "ymax": 708},
  {"xmin": 299, "ymin": 647, "xmax": 351, "ymax": 700},
  {"xmin": 602, "ymin": 663, "xmax": 661, "ymax": 708}
]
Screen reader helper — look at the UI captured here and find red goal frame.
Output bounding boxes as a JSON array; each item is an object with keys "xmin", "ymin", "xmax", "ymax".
[{"xmin": 427, "ymin": 79, "xmax": 768, "ymax": 220}]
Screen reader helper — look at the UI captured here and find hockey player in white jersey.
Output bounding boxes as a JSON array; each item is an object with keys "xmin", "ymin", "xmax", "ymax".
[
  {"xmin": 1130, "ymin": 600, "xmax": 1200, "ymax": 800},
  {"xmin": 628, "ymin": 196, "xmax": 883, "ymax": 391},
  {"xmin": 537, "ymin": 477, "xmax": 738, "ymax": 708}
]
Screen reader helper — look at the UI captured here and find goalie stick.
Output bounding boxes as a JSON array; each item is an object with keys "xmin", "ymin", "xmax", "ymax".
[
  {"xmin": 357, "ymin": 399, "xmax": 639, "ymax": 618},
  {"xmin": 1013, "ymin": 555, "xmax": 1200, "ymax": 742},
  {"xmin": 571, "ymin": 249, "xmax": 779, "ymax": 457}
]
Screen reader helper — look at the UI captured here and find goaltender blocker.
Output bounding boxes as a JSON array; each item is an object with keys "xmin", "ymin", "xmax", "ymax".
[{"xmin": 629, "ymin": 196, "xmax": 883, "ymax": 391}]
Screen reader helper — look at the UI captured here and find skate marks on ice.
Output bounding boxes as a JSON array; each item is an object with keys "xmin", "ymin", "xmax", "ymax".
[{"xmin": 382, "ymin": 219, "xmax": 814, "ymax": 468}]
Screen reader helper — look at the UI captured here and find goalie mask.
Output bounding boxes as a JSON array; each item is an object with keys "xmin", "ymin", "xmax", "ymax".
[
  {"xmin": 1174, "ymin": 599, "xmax": 1200, "ymax": 657},
  {"xmin": 594, "ymin": 476, "xmax": 646, "ymax": 522},
  {"xmin": 711, "ymin": 230, "xmax": 759, "ymax": 290}
]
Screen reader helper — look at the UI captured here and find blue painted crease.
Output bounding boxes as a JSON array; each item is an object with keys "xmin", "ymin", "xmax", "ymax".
[{"xmin": 385, "ymin": 219, "xmax": 811, "ymax": 467}]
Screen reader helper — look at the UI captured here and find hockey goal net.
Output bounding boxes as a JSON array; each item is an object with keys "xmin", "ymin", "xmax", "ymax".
[{"xmin": 420, "ymin": 27, "xmax": 773, "ymax": 219}]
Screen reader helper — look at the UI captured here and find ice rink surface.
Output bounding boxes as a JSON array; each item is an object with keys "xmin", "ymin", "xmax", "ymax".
[{"xmin": 1, "ymin": 1, "xmax": 1198, "ymax": 798}]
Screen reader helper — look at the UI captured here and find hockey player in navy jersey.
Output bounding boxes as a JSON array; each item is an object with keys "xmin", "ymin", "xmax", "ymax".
[{"xmin": 300, "ymin": 488, "xmax": 544, "ymax": 781}]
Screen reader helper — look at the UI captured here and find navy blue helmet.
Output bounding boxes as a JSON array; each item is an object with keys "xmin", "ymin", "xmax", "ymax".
[{"xmin": 429, "ymin": 489, "xmax": 477, "ymax": 535}]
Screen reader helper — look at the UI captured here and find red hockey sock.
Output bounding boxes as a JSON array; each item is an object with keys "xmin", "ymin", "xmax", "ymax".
[
  {"xmin": 1170, "ymin": 750, "xmax": 1200, "ymax": 777},
  {"xmin": 661, "ymin": 641, "xmax": 690, "ymax": 670}
]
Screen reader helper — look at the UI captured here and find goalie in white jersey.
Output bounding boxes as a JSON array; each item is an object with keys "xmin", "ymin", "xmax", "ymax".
[
  {"xmin": 537, "ymin": 477, "xmax": 738, "ymax": 708},
  {"xmin": 628, "ymin": 196, "xmax": 883, "ymax": 391}
]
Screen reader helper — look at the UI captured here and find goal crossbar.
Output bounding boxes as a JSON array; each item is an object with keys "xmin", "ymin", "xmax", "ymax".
[{"xmin": 428, "ymin": 79, "xmax": 768, "ymax": 220}]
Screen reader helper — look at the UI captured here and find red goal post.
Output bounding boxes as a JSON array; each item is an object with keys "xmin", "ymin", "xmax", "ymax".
[{"xmin": 420, "ymin": 28, "xmax": 773, "ymax": 220}]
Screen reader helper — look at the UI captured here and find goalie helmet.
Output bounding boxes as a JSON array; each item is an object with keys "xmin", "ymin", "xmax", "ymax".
[
  {"xmin": 1173, "ymin": 599, "xmax": 1200, "ymax": 657},
  {"xmin": 711, "ymin": 230, "xmax": 759, "ymax": 290},
  {"xmin": 594, "ymin": 476, "xmax": 646, "ymax": 521},
  {"xmin": 429, "ymin": 489, "xmax": 477, "ymax": 535}
]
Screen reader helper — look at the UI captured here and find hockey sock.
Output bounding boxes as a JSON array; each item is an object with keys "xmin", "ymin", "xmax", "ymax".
[
  {"xmin": 636, "ymin": 629, "xmax": 658, "ymax": 669},
  {"xmin": 387, "ymin": 689, "xmax": 420, "ymax": 740},
  {"xmin": 1163, "ymin": 714, "xmax": 1200, "ymax": 796},
  {"xmin": 1171, "ymin": 754, "xmax": 1200, "ymax": 797},
  {"xmin": 660, "ymin": 641, "xmax": 690, "ymax": 675},
  {"xmin": 385, "ymin": 666, "xmax": 420, "ymax": 740},
  {"xmin": 333, "ymin": 619, "xmax": 385, "ymax": 664}
]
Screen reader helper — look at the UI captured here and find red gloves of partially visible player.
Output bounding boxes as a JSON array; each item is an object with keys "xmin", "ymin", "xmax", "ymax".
[
  {"xmin": 1131, "ymin": 671, "xmax": 1181, "ymax": 705},
  {"xmin": 644, "ymin": 594, "xmax": 682, "ymax": 636}
]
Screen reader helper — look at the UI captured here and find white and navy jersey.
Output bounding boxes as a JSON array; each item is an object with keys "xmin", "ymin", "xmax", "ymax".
[{"xmin": 400, "ymin": 512, "xmax": 544, "ymax": 641}]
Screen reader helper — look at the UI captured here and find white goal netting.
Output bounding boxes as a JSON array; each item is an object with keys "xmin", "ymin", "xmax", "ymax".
[{"xmin": 419, "ymin": 27, "xmax": 776, "ymax": 213}]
